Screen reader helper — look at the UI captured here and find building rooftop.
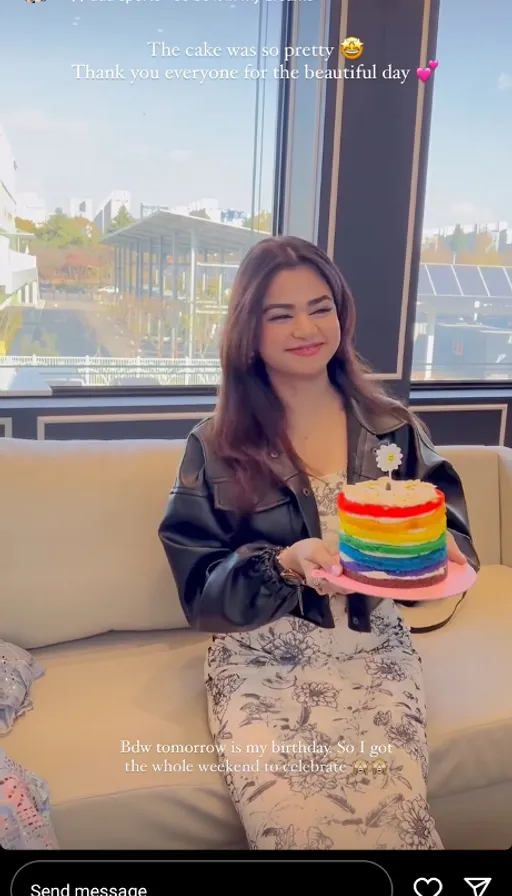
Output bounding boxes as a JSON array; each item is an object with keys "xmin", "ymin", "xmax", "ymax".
[{"xmin": 101, "ymin": 210, "xmax": 265, "ymax": 255}]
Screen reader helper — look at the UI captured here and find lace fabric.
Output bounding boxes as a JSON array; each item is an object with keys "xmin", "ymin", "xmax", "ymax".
[
  {"xmin": 0, "ymin": 748, "xmax": 59, "ymax": 849},
  {"xmin": 0, "ymin": 640, "xmax": 45, "ymax": 735}
]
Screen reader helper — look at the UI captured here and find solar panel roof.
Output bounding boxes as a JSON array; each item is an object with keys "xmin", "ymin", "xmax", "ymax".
[{"xmin": 419, "ymin": 264, "xmax": 512, "ymax": 299}]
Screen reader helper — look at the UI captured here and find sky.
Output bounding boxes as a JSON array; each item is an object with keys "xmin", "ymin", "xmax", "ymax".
[
  {"xmin": 424, "ymin": 0, "xmax": 512, "ymax": 229},
  {"xmin": 1, "ymin": 0, "xmax": 512, "ymax": 229},
  {"xmin": 1, "ymin": 0, "xmax": 282, "ymax": 219}
]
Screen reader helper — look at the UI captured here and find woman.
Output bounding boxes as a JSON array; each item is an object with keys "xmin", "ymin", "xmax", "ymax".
[{"xmin": 158, "ymin": 236, "xmax": 478, "ymax": 850}]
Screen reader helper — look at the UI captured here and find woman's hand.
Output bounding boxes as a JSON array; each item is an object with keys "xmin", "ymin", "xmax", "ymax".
[
  {"xmin": 447, "ymin": 531, "xmax": 466, "ymax": 564},
  {"xmin": 278, "ymin": 539, "xmax": 353, "ymax": 596},
  {"xmin": 278, "ymin": 532, "xmax": 467, "ymax": 596}
]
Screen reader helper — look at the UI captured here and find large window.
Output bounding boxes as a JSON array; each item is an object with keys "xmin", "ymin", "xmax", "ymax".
[
  {"xmin": 412, "ymin": 0, "xmax": 512, "ymax": 382},
  {"xmin": 0, "ymin": 2, "xmax": 283, "ymax": 389}
]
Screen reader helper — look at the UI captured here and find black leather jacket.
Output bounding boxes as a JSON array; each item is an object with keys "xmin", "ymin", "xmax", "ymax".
[{"xmin": 158, "ymin": 397, "xmax": 479, "ymax": 635}]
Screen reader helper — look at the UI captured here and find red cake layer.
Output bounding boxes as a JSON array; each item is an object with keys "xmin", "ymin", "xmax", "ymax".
[{"xmin": 338, "ymin": 489, "xmax": 445, "ymax": 519}]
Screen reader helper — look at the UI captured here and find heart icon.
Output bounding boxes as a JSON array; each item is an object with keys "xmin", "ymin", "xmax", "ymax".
[
  {"xmin": 429, "ymin": 60, "xmax": 439, "ymax": 69},
  {"xmin": 413, "ymin": 879, "xmax": 443, "ymax": 896},
  {"xmin": 417, "ymin": 67, "xmax": 432, "ymax": 82}
]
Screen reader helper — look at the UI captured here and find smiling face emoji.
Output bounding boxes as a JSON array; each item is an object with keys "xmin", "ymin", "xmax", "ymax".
[{"xmin": 340, "ymin": 37, "xmax": 364, "ymax": 61}]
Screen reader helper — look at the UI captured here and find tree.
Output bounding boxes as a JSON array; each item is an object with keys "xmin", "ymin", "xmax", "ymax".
[
  {"xmin": 15, "ymin": 217, "xmax": 38, "ymax": 234},
  {"xmin": 475, "ymin": 231, "xmax": 494, "ymax": 256},
  {"xmin": 0, "ymin": 308, "xmax": 23, "ymax": 354},
  {"xmin": 243, "ymin": 210, "xmax": 272, "ymax": 233},
  {"xmin": 107, "ymin": 205, "xmax": 135, "ymax": 233},
  {"xmin": 38, "ymin": 213, "xmax": 92, "ymax": 248},
  {"xmin": 448, "ymin": 225, "xmax": 467, "ymax": 262},
  {"xmin": 61, "ymin": 250, "xmax": 99, "ymax": 283},
  {"xmin": 420, "ymin": 244, "xmax": 453, "ymax": 263},
  {"xmin": 35, "ymin": 245, "xmax": 114, "ymax": 287},
  {"xmin": 70, "ymin": 215, "xmax": 102, "ymax": 244}
]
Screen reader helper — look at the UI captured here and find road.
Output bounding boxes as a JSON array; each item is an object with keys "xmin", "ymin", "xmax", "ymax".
[{"xmin": 10, "ymin": 292, "xmax": 135, "ymax": 358}]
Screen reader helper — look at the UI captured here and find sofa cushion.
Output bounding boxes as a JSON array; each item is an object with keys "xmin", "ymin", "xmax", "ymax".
[
  {"xmin": 439, "ymin": 445, "xmax": 501, "ymax": 566},
  {"xmin": 4, "ymin": 566, "xmax": 512, "ymax": 850},
  {"xmin": 4, "ymin": 628, "xmax": 246, "ymax": 850},
  {"xmin": 408, "ymin": 566, "xmax": 512, "ymax": 795},
  {"xmin": 0, "ymin": 438, "xmax": 190, "ymax": 649}
]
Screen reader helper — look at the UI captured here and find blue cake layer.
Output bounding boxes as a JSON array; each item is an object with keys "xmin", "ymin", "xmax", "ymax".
[{"xmin": 339, "ymin": 541, "xmax": 447, "ymax": 574}]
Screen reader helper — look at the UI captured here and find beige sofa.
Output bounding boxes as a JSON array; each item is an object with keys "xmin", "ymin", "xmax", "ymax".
[{"xmin": 1, "ymin": 438, "xmax": 511, "ymax": 850}]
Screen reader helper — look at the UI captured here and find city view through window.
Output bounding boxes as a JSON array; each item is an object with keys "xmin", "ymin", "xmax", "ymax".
[
  {"xmin": 412, "ymin": 0, "xmax": 512, "ymax": 381},
  {"xmin": 0, "ymin": 2, "xmax": 280, "ymax": 389},
  {"xmin": 2, "ymin": 1, "xmax": 511, "ymax": 388}
]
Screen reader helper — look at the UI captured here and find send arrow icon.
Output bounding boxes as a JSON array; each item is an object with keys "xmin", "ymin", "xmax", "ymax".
[{"xmin": 464, "ymin": 880, "xmax": 491, "ymax": 896}]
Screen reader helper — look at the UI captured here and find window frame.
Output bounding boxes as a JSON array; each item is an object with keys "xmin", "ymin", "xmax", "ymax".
[{"xmin": 3, "ymin": 0, "xmax": 512, "ymax": 418}]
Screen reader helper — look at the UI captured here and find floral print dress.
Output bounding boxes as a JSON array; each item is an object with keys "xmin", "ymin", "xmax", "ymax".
[{"xmin": 205, "ymin": 472, "xmax": 443, "ymax": 850}]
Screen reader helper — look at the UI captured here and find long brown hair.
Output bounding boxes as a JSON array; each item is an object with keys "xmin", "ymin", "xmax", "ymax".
[{"xmin": 210, "ymin": 235, "xmax": 411, "ymax": 508}]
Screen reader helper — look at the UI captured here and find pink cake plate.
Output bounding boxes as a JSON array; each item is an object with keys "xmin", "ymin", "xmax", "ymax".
[{"xmin": 310, "ymin": 559, "xmax": 477, "ymax": 601}]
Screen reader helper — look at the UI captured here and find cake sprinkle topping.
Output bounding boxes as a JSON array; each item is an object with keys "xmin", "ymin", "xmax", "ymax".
[{"xmin": 342, "ymin": 478, "xmax": 440, "ymax": 508}]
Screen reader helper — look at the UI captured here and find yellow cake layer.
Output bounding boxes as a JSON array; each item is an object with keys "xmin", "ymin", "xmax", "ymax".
[{"xmin": 339, "ymin": 511, "xmax": 446, "ymax": 545}]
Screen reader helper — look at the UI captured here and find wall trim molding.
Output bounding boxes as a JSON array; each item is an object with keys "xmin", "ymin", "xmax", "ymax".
[
  {"xmin": 37, "ymin": 411, "xmax": 208, "ymax": 441},
  {"xmin": 413, "ymin": 403, "xmax": 508, "ymax": 446}
]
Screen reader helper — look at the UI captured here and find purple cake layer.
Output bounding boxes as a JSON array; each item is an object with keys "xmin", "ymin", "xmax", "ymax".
[{"xmin": 344, "ymin": 567, "xmax": 448, "ymax": 589}]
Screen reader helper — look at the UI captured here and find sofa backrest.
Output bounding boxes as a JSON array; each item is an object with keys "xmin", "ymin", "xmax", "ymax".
[
  {"xmin": 0, "ymin": 438, "xmax": 504, "ymax": 650},
  {"xmin": 439, "ymin": 445, "xmax": 501, "ymax": 568},
  {"xmin": 1, "ymin": 438, "xmax": 188, "ymax": 649}
]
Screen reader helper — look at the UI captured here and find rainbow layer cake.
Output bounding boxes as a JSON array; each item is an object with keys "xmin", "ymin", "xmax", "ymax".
[{"xmin": 338, "ymin": 477, "xmax": 448, "ymax": 588}]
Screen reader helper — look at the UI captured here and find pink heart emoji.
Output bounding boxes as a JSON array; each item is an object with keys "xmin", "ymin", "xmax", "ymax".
[
  {"xmin": 416, "ymin": 67, "xmax": 431, "ymax": 82},
  {"xmin": 429, "ymin": 60, "xmax": 439, "ymax": 69}
]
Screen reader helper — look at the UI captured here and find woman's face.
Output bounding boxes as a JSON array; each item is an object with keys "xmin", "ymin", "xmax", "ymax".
[{"xmin": 258, "ymin": 265, "xmax": 341, "ymax": 378}]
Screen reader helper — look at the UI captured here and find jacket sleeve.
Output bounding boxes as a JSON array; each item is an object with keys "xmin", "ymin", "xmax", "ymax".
[
  {"xmin": 158, "ymin": 432, "xmax": 303, "ymax": 632},
  {"xmin": 408, "ymin": 419, "xmax": 480, "ymax": 571}
]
